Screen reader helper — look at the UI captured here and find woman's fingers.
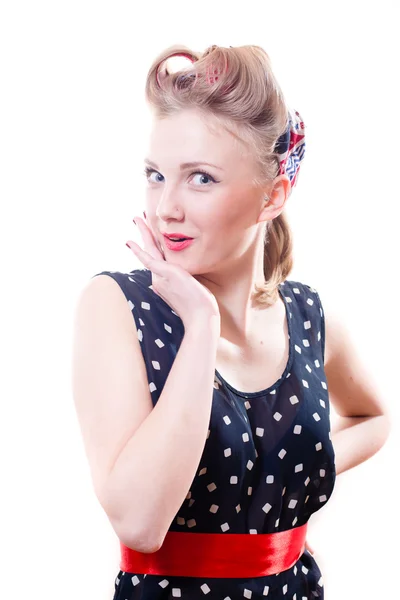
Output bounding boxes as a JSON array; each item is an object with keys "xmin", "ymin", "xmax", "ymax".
[
  {"xmin": 134, "ymin": 216, "xmax": 164, "ymax": 260},
  {"xmin": 304, "ymin": 539, "xmax": 314, "ymax": 556},
  {"xmin": 126, "ymin": 240, "xmax": 158, "ymax": 271}
]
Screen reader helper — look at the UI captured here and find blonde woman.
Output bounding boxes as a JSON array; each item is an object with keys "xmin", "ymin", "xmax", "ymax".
[{"xmin": 72, "ymin": 44, "xmax": 390, "ymax": 599}]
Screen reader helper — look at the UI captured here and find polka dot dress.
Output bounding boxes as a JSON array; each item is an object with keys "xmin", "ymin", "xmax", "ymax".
[{"xmin": 91, "ymin": 268, "xmax": 336, "ymax": 599}]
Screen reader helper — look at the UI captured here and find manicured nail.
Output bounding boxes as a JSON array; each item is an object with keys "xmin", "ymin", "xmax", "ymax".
[
  {"xmin": 143, "ymin": 211, "xmax": 146, "ymax": 219},
  {"xmin": 133, "ymin": 218, "xmax": 136, "ymax": 225},
  {"xmin": 126, "ymin": 242, "xmax": 131, "ymax": 249}
]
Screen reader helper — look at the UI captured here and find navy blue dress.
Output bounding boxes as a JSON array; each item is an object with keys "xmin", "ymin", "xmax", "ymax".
[{"xmin": 91, "ymin": 267, "xmax": 336, "ymax": 599}]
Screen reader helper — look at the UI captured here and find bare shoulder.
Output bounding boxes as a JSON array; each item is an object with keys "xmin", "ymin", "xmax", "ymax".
[
  {"xmin": 74, "ymin": 274, "xmax": 137, "ymax": 336},
  {"xmin": 72, "ymin": 274, "xmax": 153, "ymax": 511}
]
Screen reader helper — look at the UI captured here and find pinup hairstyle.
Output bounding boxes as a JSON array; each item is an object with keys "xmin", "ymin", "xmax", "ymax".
[{"xmin": 145, "ymin": 44, "xmax": 294, "ymax": 307}]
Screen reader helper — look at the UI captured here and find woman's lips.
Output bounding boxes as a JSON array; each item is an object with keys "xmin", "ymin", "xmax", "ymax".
[{"xmin": 163, "ymin": 237, "xmax": 195, "ymax": 251}]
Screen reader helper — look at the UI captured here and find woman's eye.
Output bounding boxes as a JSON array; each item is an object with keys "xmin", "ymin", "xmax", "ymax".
[
  {"xmin": 144, "ymin": 168, "xmax": 217, "ymax": 186},
  {"xmin": 144, "ymin": 169, "xmax": 164, "ymax": 183},
  {"xmin": 191, "ymin": 172, "xmax": 215, "ymax": 185}
]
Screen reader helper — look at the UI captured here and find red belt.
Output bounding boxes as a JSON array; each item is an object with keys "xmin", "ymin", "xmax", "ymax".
[{"xmin": 120, "ymin": 523, "xmax": 307, "ymax": 578}]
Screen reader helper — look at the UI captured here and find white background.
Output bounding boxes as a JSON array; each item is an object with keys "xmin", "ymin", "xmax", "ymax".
[{"xmin": 1, "ymin": 1, "xmax": 399, "ymax": 598}]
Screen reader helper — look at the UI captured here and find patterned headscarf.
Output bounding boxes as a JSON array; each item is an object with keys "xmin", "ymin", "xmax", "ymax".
[{"xmin": 273, "ymin": 107, "xmax": 306, "ymax": 189}]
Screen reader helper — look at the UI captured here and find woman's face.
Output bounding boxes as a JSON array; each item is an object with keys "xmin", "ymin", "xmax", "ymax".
[{"xmin": 143, "ymin": 108, "xmax": 283, "ymax": 275}]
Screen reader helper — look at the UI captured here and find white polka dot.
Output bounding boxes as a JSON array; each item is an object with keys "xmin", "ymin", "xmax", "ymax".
[
  {"xmin": 290, "ymin": 395, "xmax": 299, "ymax": 404},
  {"xmin": 273, "ymin": 412, "xmax": 282, "ymax": 421},
  {"xmin": 172, "ymin": 589, "xmax": 181, "ymax": 597},
  {"xmin": 282, "ymin": 583, "xmax": 288, "ymax": 594},
  {"xmin": 159, "ymin": 579, "xmax": 169, "ymax": 588},
  {"xmin": 263, "ymin": 585, "xmax": 270, "ymax": 595},
  {"xmin": 132, "ymin": 575, "xmax": 140, "ymax": 586},
  {"xmin": 288, "ymin": 499, "xmax": 298, "ymax": 509},
  {"xmin": 319, "ymin": 495, "xmax": 327, "ymax": 502},
  {"xmin": 230, "ymin": 476, "xmax": 238, "ymax": 484},
  {"xmin": 224, "ymin": 447, "xmax": 232, "ymax": 457},
  {"xmin": 266, "ymin": 475, "xmax": 274, "ymax": 483},
  {"xmin": 223, "ymin": 415, "xmax": 231, "ymax": 425},
  {"xmin": 278, "ymin": 449, "xmax": 287, "ymax": 459},
  {"xmin": 244, "ymin": 589, "xmax": 252, "ymax": 599},
  {"xmin": 262, "ymin": 502, "xmax": 272, "ymax": 513},
  {"xmin": 313, "ymin": 412, "xmax": 321, "ymax": 421},
  {"xmin": 207, "ymin": 482, "xmax": 217, "ymax": 492},
  {"xmin": 242, "ymin": 433, "xmax": 249, "ymax": 442},
  {"xmin": 209, "ymin": 504, "xmax": 219, "ymax": 513},
  {"xmin": 221, "ymin": 522, "xmax": 229, "ymax": 532},
  {"xmin": 294, "ymin": 425, "xmax": 302, "ymax": 434},
  {"xmin": 256, "ymin": 427, "xmax": 264, "ymax": 436},
  {"xmin": 201, "ymin": 583, "xmax": 211, "ymax": 594},
  {"xmin": 315, "ymin": 442, "xmax": 322, "ymax": 451},
  {"xmin": 247, "ymin": 460, "xmax": 254, "ymax": 470},
  {"xmin": 295, "ymin": 463, "xmax": 303, "ymax": 472}
]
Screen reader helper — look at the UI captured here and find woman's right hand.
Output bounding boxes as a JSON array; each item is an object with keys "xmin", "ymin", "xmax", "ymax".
[{"xmin": 126, "ymin": 216, "xmax": 221, "ymax": 332}]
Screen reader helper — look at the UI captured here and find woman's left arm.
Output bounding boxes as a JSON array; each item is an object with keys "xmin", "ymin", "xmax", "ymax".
[
  {"xmin": 304, "ymin": 299, "xmax": 392, "ymax": 556},
  {"xmin": 323, "ymin": 301, "xmax": 392, "ymax": 476}
]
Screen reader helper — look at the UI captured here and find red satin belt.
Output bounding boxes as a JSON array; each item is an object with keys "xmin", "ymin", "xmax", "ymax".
[{"xmin": 120, "ymin": 523, "xmax": 307, "ymax": 578}]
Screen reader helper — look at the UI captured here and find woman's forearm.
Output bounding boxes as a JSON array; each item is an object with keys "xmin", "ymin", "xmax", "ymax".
[{"xmin": 330, "ymin": 414, "xmax": 391, "ymax": 476}]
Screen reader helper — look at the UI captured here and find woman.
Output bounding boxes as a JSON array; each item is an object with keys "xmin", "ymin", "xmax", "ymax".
[{"xmin": 72, "ymin": 44, "xmax": 391, "ymax": 599}]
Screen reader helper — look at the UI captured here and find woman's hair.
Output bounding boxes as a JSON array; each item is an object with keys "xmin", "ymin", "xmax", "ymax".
[{"xmin": 145, "ymin": 44, "xmax": 294, "ymax": 307}]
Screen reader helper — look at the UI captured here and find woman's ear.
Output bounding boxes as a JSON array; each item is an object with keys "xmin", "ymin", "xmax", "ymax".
[{"xmin": 260, "ymin": 175, "xmax": 292, "ymax": 220}]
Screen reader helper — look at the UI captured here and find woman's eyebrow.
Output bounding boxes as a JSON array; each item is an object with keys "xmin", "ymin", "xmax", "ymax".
[{"xmin": 144, "ymin": 159, "xmax": 224, "ymax": 171}]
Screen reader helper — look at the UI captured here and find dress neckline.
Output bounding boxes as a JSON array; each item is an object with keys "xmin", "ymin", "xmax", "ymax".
[{"xmin": 214, "ymin": 283, "xmax": 294, "ymax": 399}]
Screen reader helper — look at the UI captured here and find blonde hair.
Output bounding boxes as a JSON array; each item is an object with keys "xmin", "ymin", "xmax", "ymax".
[{"xmin": 145, "ymin": 44, "xmax": 294, "ymax": 307}]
